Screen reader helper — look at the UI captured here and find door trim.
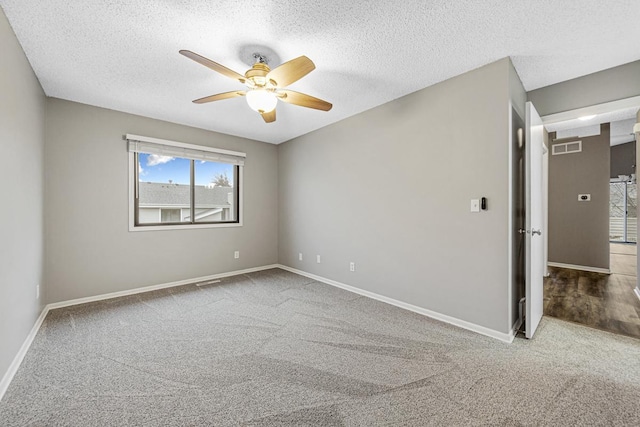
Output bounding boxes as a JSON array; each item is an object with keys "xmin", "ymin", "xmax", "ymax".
[{"xmin": 541, "ymin": 95, "xmax": 640, "ymax": 125}]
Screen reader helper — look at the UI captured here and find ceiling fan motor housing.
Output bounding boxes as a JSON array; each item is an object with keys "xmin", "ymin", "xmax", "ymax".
[{"xmin": 245, "ymin": 63, "xmax": 273, "ymax": 87}]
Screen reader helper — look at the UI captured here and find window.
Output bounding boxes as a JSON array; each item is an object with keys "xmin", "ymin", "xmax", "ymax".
[{"xmin": 127, "ymin": 134, "xmax": 245, "ymax": 230}]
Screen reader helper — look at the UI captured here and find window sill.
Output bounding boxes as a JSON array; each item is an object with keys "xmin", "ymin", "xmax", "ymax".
[{"xmin": 129, "ymin": 222, "xmax": 242, "ymax": 232}]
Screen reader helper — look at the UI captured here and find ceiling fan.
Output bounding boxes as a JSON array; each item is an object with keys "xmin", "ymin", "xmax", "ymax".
[{"xmin": 179, "ymin": 50, "xmax": 332, "ymax": 123}]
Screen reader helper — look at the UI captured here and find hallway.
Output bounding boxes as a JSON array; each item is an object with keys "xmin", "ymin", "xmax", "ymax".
[{"xmin": 544, "ymin": 244, "xmax": 639, "ymax": 338}]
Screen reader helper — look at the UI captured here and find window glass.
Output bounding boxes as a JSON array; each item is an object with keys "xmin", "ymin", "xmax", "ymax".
[
  {"xmin": 137, "ymin": 154, "xmax": 191, "ymax": 224},
  {"xmin": 135, "ymin": 153, "xmax": 240, "ymax": 226},
  {"xmin": 161, "ymin": 209, "xmax": 181, "ymax": 223},
  {"xmin": 193, "ymin": 161, "xmax": 237, "ymax": 223}
]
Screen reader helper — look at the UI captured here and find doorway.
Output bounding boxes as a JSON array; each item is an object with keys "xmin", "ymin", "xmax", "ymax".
[{"xmin": 541, "ymin": 100, "xmax": 640, "ymax": 338}]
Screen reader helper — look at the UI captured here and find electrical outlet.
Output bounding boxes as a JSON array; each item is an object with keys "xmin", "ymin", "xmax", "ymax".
[
  {"xmin": 36, "ymin": 284, "xmax": 40, "ymax": 299},
  {"xmin": 316, "ymin": 255, "xmax": 321, "ymax": 263},
  {"xmin": 299, "ymin": 253, "xmax": 303, "ymax": 261},
  {"xmin": 234, "ymin": 251, "xmax": 240, "ymax": 259},
  {"xmin": 350, "ymin": 262, "xmax": 355, "ymax": 272}
]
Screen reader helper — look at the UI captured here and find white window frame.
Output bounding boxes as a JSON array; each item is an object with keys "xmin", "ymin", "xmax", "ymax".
[{"xmin": 127, "ymin": 134, "xmax": 245, "ymax": 232}]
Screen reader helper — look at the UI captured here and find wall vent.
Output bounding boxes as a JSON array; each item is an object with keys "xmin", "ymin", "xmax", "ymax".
[{"xmin": 552, "ymin": 140, "xmax": 582, "ymax": 156}]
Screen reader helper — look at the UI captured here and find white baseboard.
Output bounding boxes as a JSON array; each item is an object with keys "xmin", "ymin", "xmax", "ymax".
[
  {"xmin": 276, "ymin": 264, "xmax": 516, "ymax": 344},
  {"xmin": 547, "ymin": 262, "xmax": 610, "ymax": 274},
  {"xmin": 47, "ymin": 264, "xmax": 279, "ymax": 310},
  {"xmin": 0, "ymin": 307, "xmax": 49, "ymax": 403},
  {"xmin": 0, "ymin": 264, "xmax": 278, "ymax": 403}
]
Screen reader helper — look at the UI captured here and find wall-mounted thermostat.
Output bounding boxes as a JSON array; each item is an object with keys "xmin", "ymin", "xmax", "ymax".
[{"xmin": 578, "ymin": 194, "xmax": 591, "ymax": 201}]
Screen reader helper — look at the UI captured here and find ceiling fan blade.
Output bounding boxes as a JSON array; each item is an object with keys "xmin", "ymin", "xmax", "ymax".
[
  {"xmin": 193, "ymin": 91, "xmax": 246, "ymax": 104},
  {"xmin": 266, "ymin": 56, "xmax": 315, "ymax": 88},
  {"xmin": 261, "ymin": 109, "xmax": 276, "ymax": 123},
  {"xmin": 179, "ymin": 50, "xmax": 246, "ymax": 83},
  {"xmin": 278, "ymin": 90, "xmax": 332, "ymax": 111}
]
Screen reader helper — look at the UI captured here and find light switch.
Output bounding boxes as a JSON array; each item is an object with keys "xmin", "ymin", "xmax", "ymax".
[{"xmin": 470, "ymin": 199, "xmax": 480, "ymax": 212}]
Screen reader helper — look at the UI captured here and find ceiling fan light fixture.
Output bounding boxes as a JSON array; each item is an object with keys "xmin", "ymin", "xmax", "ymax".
[
  {"xmin": 246, "ymin": 89, "xmax": 277, "ymax": 113},
  {"xmin": 180, "ymin": 50, "xmax": 332, "ymax": 122}
]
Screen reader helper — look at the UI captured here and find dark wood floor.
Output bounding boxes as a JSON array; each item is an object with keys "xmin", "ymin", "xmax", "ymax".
[{"xmin": 544, "ymin": 243, "xmax": 640, "ymax": 339}]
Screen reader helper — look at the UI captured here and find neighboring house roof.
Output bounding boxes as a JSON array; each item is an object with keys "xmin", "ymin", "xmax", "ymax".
[{"xmin": 139, "ymin": 182, "xmax": 232, "ymax": 208}]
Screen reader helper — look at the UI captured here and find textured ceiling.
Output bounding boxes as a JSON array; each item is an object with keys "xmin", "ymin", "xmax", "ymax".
[{"xmin": 2, "ymin": 0, "xmax": 639, "ymax": 144}]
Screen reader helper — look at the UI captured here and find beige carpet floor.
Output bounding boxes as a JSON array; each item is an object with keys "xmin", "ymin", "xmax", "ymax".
[{"xmin": 1, "ymin": 268, "xmax": 639, "ymax": 426}]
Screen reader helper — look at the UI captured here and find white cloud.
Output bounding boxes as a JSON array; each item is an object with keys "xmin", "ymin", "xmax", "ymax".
[
  {"xmin": 147, "ymin": 154, "xmax": 174, "ymax": 166},
  {"xmin": 138, "ymin": 164, "xmax": 145, "ymax": 176}
]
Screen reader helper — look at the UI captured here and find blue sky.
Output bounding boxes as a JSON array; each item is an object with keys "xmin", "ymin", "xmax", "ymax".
[{"xmin": 138, "ymin": 153, "xmax": 234, "ymax": 186}]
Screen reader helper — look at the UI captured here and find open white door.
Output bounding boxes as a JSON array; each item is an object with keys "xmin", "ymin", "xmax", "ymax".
[{"xmin": 525, "ymin": 102, "xmax": 544, "ymax": 339}]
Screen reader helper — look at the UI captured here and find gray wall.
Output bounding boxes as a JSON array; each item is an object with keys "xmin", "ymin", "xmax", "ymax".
[
  {"xmin": 527, "ymin": 60, "xmax": 640, "ymax": 117},
  {"xmin": 548, "ymin": 124, "xmax": 610, "ymax": 270},
  {"xmin": 509, "ymin": 61, "xmax": 527, "ymax": 119},
  {"xmin": 278, "ymin": 58, "xmax": 516, "ymax": 334},
  {"xmin": 610, "ymin": 141, "xmax": 635, "ymax": 178},
  {"xmin": 45, "ymin": 99, "xmax": 278, "ymax": 303},
  {"xmin": 0, "ymin": 8, "xmax": 45, "ymax": 382}
]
